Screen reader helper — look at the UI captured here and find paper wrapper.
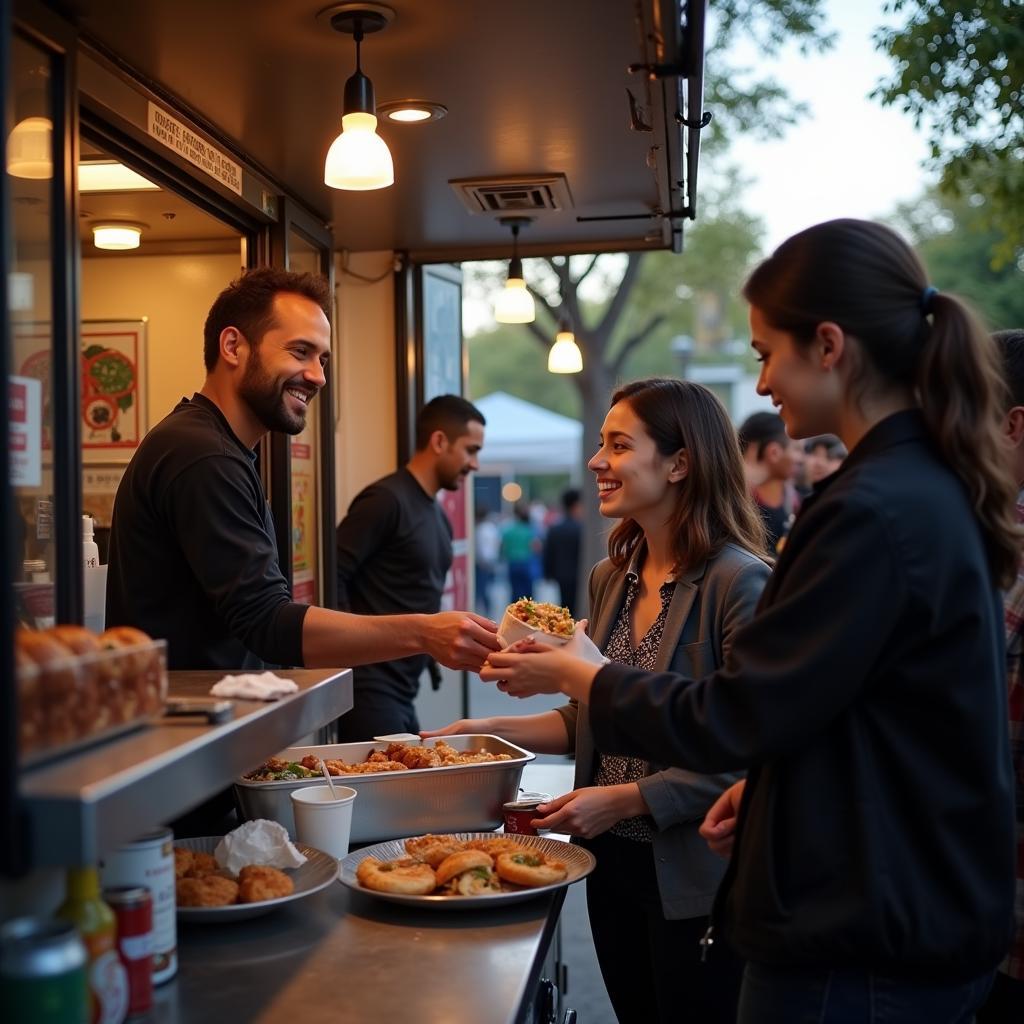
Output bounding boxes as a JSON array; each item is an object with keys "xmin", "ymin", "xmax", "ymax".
[
  {"xmin": 497, "ymin": 608, "xmax": 608, "ymax": 666},
  {"xmin": 214, "ymin": 818, "xmax": 307, "ymax": 875}
]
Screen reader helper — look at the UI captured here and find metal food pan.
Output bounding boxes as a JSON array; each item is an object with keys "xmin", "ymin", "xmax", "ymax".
[{"xmin": 234, "ymin": 735, "xmax": 535, "ymax": 843}]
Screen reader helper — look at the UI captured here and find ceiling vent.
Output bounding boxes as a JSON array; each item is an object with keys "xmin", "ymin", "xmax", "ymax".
[{"xmin": 449, "ymin": 174, "xmax": 574, "ymax": 215}]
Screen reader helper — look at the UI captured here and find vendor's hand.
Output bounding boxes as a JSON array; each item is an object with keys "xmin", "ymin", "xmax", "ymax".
[
  {"xmin": 480, "ymin": 628, "xmax": 599, "ymax": 701},
  {"xmin": 532, "ymin": 784, "xmax": 644, "ymax": 839},
  {"xmin": 425, "ymin": 611, "xmax": 500, "ymax": 671},
  {"xmin": 419, "ymin": 718, "xmax": 488, "ymax": 738},
  {"xmin": 699, "ymin": 779, "xmax": 746, "ymax": 858}
]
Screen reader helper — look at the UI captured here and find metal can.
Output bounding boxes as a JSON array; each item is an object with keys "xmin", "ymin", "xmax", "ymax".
[
  {"xmin": 502, "ymin": 791, "xmax": 552, "ymax": 836},
  {"xmin": 102, "ymin": 888, "xmax": 153, "ymax": 1018},
  {"xmin": 0, "ymin": 916, "xmax": 89, "ymax": 1024},
  {"xmin": 99, "ymin": 828, "xmax": 176, "ymax": 983}
]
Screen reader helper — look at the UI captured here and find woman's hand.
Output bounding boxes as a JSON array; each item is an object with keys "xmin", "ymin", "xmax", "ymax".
[
  {"xmin": 699, "ymin": 779, "xmax": 746, "ymax": 858},
  {"xmin": 531, "ymin": 784, "xmax": 646, "ymax": 839},
  {"xmin": 419, "ymin": 718, "xmax": 489, "ymax": 738},
  {"xmin": 479, "ymin": 633, "xmax": 601, "ymax": 701}
]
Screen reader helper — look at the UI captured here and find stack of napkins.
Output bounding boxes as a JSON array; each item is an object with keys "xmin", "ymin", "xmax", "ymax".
[
  {"xmin": 210, "ymin": 670, "xmax": 298, "ymax": 701},
  {"xmin": 214, "ymin": 819, "xmax": 307, "ymax": 875}
]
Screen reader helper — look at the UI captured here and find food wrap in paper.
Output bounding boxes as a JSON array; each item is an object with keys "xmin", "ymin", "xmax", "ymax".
[
  {"xmin": 214, "ymin": 819, "xmax": 307, "ymax": 875},
  {"xmin": 498, "ymin": 605, "xmax": 608, "ymax": 666}
]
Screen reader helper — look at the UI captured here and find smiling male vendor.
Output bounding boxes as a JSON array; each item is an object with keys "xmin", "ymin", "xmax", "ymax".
[{"xmin": 106, "ymin": 267, "xmax": 498, "ymax": 674}]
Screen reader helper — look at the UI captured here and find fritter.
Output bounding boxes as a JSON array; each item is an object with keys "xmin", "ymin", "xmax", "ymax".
[
  {"xmin": 237, "ymin": 864, "xmax": 294, "ymax": 903},
  {"xmin": 176, "ymin": 874, "xmax": 239, "ymax": 907}
]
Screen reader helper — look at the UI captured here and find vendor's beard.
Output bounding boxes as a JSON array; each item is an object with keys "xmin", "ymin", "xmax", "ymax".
[{"xmin": 240, "ymin": 356, "xmax": 309, "ymax": 435}]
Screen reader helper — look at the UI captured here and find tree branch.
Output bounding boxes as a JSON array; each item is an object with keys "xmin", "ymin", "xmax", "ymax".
[
  {"xmin": 573, "ymin": 254, "xmax": 602, "ymax": 287},
  {"xmin": 596, "ymin": 253, "xmax": 644, "ymax": 340},
  {"xmin": 523, "ymin": 318, "xmax": 553, "ymax": 351},
  {"xmin": 611, "ymin": 312, "xmax": 666, "ymax": 376}
]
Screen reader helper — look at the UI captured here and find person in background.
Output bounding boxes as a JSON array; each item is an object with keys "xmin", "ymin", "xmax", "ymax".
[
  {"xmin": 428, "ymin": 378, "xmax": 770, "ymax": 1024},
  {"xmin": 542, "ymin": 487, "xmax": 583, "ymax": 618},
  {"xmin": 107, "ymin": 269, "xmax": 498, "ymax": 676},
  {"xmin": 978, "ymin": 328, "xmax": 1024, "ymax": 1023},
  {"xmin": 501, "ymin": 503, "xmax": 540, "ymax": 601},
  {"xmin": 803, "ymin": 434, "xmax": 847, "ymax": 487},
  {"xmin": 481, "ymin": 220, "xmax": 1019, "ymax": 1024},
  {"xmin": 474, "ymin": 506, "xmax": 501, "ymax": 620},
  {"xmin": 334, "ymin": 394, "xmax": 486, "ymax": 740},
  {"xmin": 737, "ymin": 410, "xmax": 803, "ymax": 554}
]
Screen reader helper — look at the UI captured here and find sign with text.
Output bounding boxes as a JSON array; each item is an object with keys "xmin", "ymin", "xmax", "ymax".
[
  {"xmin": 147, "ymin": 103, "xmax": 242, "ymax": 195},
  {"xmin": 9, "ymin": 375, "xmax": 42, "ymax": 487}
]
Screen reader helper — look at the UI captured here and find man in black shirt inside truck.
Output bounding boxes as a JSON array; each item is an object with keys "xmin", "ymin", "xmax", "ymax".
[
  {"xmin": 334, "ymin": 395, "xmax": 485, "ymax": 740},
  {"xmin": 106, "ymin": 268, "xmax": 499, "ymax": 677}
]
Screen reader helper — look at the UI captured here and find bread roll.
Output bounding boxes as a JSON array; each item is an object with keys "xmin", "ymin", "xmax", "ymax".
[{"xmin": 16, "ymin": 628, "xmax": 79, "ymax": 699}]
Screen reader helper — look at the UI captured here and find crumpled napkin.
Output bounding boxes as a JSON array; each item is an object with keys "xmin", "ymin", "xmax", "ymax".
[
  {"xmin": 214, "ymin": 819, "xmax": 307, "ymax": 875},
  {"xmin": 209, "ymin": 670, "xmax": 298, "ymax": 701}
]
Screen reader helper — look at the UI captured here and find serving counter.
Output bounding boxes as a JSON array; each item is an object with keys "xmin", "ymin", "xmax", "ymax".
[
  {"xmin": 19, "ymin": 668, "xmax": 354, "ymax": 866},
  {"xmin": 156, "ymin": 763, "xmax": 576, "ymax": 1024}
]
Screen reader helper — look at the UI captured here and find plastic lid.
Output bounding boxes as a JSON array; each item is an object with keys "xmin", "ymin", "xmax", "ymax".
[{"xmin": 82, "ymin": 515, "xmax": 94, "ymax": 539}]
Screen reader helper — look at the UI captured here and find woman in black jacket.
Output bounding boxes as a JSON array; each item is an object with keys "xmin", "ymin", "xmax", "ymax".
[{"xmin": 481, "ymin": 219, "xmax": 1021, "ymax": 1023}]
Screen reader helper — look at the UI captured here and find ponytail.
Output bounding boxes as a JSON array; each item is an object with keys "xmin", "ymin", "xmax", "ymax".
[
  {"xmin": 916, "ymin": 293, "xmax": 1021, "ymax": 587},
  {"xmin": 744, "ymin": 219, "xmax": 1023, "ymax": 588}
]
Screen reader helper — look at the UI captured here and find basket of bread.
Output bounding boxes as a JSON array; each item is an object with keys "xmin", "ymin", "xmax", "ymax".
[{"xmin": 15, "ymin": 624, "xmax": 167, "ymax": 766}]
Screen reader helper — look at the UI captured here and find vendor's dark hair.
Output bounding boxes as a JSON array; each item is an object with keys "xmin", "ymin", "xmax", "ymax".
[
  {"xmin": 994, "ymin": 329, "xmax": 1024, "ymax": 410},
  {"xmin": 415, "ymin": 394, "xmax": 485, "ymax": 449},
  {"xmin": 738, "ymin": 411, "xmax": 787, "ymax": 458},
  {"xmin": 743, "ymin": 218, "xmax": 1021, "ymax": 587},
  {"xmin": 203, "ymin": 267, "xmax": 331, "ymax": 371},
  {"xmin": 607, "ymin": 377, "xmax": 769, "ymax": 573}
]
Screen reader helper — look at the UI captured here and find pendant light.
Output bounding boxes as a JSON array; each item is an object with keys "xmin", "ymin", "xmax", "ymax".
[
  {"xmin": 494, "ymin": 217, "xmax": 536, "ymax": 324},
  {"xmin": 323, "ymin": 5, "xmax": 395, "ymax": 191},
  {"xmin": 7, "ymin": 115, "xmax": 52, "ymax": 179},
  {"xmin": 548, "ymin": 318, "xmax": 583, "ymax": 374}
]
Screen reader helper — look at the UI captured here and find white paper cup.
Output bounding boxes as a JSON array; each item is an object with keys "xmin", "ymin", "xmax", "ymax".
[
  {"xmin": 497, "ymin": 607, "xmax": 575, "ymax": 649},
  {"xmin": 289, "ymin": 785, "xmax": 357, "ymax": 860}
]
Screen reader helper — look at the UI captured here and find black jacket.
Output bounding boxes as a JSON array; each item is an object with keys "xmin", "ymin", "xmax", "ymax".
[{"xmin": 589, "ymin": 411, "xmax": 1015, "ymax": 978}]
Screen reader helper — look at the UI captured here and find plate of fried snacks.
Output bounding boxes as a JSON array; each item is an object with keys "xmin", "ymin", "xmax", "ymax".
[
  {"xmin": 174, "ymin": 829, "xmax": 338, "ymax": 922},
  {"xmin": 339, "ymin": 832, "xmax": 596, "ymax": 909}
]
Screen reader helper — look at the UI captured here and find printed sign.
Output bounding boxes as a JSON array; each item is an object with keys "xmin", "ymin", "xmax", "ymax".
[
  {"xmin": 147, "ymin": 103, "xmax": 242, "ymax": 195},
  {"xmin": 9, "ymin": 375, "xmax": 42, "ymax": 486}
]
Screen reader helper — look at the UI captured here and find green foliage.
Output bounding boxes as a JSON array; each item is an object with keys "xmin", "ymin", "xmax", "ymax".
[
  {"xmin": 873, "ymin": 0, "xmax": 1024, "ymax": 265},
  {"xmin": 890, "ymin": 184, "xmax": 1024, "ymax": 332}
]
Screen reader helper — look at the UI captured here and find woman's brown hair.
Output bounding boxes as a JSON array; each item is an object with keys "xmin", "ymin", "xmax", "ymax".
[
  {"xmin": 606, "ymin": 378, "xmax": 769, "ymax": 572},
  {"xmin": 743, "ymin": 218, "xmax": 1021, "ymax": 588}
]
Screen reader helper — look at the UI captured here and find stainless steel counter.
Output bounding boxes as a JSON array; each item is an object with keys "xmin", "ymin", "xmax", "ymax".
[
  {"xmin": 19, "ymin": 668, "xmax": 353, "ymax": 865},
  {"xmin": 155, "ymin": 762, "xmax": 577, "ymax": 1024}
]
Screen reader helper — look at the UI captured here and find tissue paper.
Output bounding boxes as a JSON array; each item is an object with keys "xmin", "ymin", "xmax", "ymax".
[{"xmin": 214, "ymin": 819, "xmax": 307, "ymax": 875}]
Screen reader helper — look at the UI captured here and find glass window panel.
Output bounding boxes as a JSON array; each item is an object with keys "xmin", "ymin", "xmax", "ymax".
[{"xmin": 9, "ymin": 34, "xmax": 56, "ymax": 628}]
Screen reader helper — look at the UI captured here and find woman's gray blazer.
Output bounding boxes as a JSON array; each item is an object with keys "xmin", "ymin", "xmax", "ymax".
[{"xmin": 554, "ymin": 541, "xmax": 770, "ymax": 919}]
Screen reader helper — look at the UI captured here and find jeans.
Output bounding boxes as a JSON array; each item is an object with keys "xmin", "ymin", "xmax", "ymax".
[{"xmin": 737, "ymin": 962, "xmax": 996, "ymax": 1024}]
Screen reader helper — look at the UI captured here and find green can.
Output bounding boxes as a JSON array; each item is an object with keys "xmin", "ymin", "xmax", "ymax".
[{"xmin": 0, "ymin": 916, "xmax": 88, "ymax": 1024}]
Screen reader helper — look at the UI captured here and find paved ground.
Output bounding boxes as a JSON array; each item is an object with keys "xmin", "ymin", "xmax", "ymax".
[{"xmin": 468, "ymin": 675, "xmax": 617, "ymax": 1023}]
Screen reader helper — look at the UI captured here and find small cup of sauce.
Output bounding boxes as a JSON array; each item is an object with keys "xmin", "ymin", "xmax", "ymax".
[{"xmin": 502, "ymin": 791, "xmax": 552, "ymax": 836}]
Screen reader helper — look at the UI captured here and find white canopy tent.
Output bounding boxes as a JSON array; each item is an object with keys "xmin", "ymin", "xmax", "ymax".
[{"xmin": 474, "ymin": 391, "xmax": 582, "ymax": 478}]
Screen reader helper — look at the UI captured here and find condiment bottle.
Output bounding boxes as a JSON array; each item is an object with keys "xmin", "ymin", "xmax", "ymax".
[
  {"xmin": 82, "ymin": 517, "xmax": 99, "ymax": 570},
  {"xmin": 57, "ymin": 867, "xmax": 129, "ymax": 1024}
]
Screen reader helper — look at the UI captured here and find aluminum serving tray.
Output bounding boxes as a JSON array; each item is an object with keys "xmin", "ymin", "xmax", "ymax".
[{"xmin": 234, "ymin": 735, "xmax": 535, "ymax": 843}]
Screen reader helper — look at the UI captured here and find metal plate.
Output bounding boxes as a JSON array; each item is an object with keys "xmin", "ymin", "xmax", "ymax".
[
  {"xmin": 174, "ymin": 837, "xmax": 338, "ymax": 922},
  {"xmin": 339, "ymin": 832, "xmax": 595, "ymax": 910}
]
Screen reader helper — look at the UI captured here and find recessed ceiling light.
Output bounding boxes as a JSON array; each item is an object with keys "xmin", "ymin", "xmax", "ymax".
[
  {"xmin": 80, "ymin": 160, "xmax": 159, "ymax": 193},
  {"xmin": 377, "ymin": 99, "xmax": 447, "ymax": 124}
]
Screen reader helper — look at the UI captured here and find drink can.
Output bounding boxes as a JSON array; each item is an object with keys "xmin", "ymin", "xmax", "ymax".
[
  {"xmin": 102, "ymin": 888, "xmax": 153, "ymax": 1017},
  {"xmin": 0, "ymin": 916, "xmax": 89, "ymax": 1024},
  {"xmin": 502, "ymin": 791, "xmax": 552, "ymax": 836},
  {"xmin": 99, "ymin": 828, "xmax": 176, "ymax": 983}
]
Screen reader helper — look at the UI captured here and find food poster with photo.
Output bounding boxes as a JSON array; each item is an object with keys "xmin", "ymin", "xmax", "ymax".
[{"xmin": 291, "ymin": 420, "xmax": 319, "ymax": 606}]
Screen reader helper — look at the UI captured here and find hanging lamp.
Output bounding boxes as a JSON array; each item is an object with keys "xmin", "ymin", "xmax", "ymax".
[
  {"xmin": 548, "ymin": 318, "xmax": 583, "ymax": 373},
  {"xmin": 494, "ymin": 217, "xmax": 536, "ymax": 324},
  {"xmin": 323, "ymin": 4, "xmax": 395, "ymax": 191}
]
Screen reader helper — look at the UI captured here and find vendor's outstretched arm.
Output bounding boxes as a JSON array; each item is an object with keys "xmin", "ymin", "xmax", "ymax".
[{"xmin": 302, "ymin": 606, "xmax": 499, "ymax": 672}]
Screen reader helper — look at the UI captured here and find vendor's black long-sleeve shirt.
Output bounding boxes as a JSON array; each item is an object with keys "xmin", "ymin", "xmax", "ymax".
[
  {"xmin": 335, "ymin": 468, "xmax": 452, "ymax": 701},
  {"xmin": 106, "ymin": 394, "xmax": 307, "ymax": 669},
  {"xmin": 589, "ymin": 411, "xmax": 1015, "ymax": 978}
]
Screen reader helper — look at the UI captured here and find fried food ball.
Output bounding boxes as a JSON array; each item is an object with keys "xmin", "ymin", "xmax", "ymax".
[
  {"xmin": 176, "ymin": 874, "xmax": 239, "ymax": 907},
  {"xmin": 173, "ymin": 848, "xmax": 194, "ymax": 879},
  {"xmin": 435, "ymin": 849, "xmax": 493, "ymax": 887},
  {"xmin": 356, "ymin": 856, "xmax": 437, "ymax": 895},
  {"xmin": 237, "ymin": 865, "xmax": 294, "ymax": 903},
  {"xmin": 186, "ymin": 851, "xmax": 218, "ymax": 878},
  {"xmin": 495, "ymin": 850, "xmax": 568, "ymax": 888},
  {"xmin": 404, "ymin": 834, "xmax": 468, "ymax": 868}
]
